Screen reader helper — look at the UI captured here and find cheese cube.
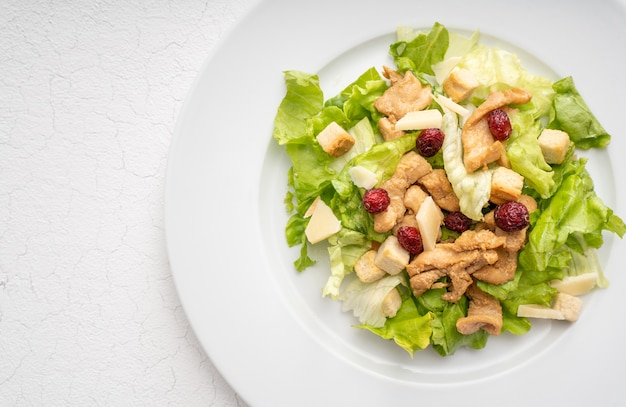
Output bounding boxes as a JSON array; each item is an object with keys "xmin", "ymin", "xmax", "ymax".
[
  {"xmin": 374, "ymin": 236, "xmax": 410, "ymax": 275},
  {"xmin": 538, "ymin": 129, "xmax": 570, "ymax": 164}
]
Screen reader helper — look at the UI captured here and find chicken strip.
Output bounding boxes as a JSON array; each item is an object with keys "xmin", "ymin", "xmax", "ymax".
[
  {"xmin": 462, "ymin": 88, "xmax": 532, "ymax": 172},
  {"xmin": 373, "ymin": 152, "xmax": 432, "ymax": 233},
  {"xmin": 374, "ymin": 70, "xmax": 433, "ymax": 121},
  {"xmin": 456, "ymin": 283, "xmax": 503, "ymax": 336}
]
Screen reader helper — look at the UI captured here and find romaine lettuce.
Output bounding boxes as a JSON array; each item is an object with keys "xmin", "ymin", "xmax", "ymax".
[
  {"xmin": 389, "ymin": 22, "xmax": 449, "ymax": 76},
  {"xmin": 506, "ymin": 110, "xmax": 555, "ymax": 198},
  {"xmin": 456, "ymin": 45, "xmax": 554, "ymax": 117},
  {"xmin": 548, "ymin": 76, "xmax": 611, "ymax": 149},
  {"xmin": 440, "ymin": 108, "xmax": 491, "ymax": 220},
  {"xmin": 340, "ymin": 274, "xmax": 406, "ymax": 327},
  {"xmin": 358, "ymin": 293, "xmax": 435, "ymax": 356}
]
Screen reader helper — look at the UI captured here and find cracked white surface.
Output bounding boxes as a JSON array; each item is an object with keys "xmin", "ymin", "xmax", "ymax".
[{"xmin": 0, "ymin": 0, "xmax": 255, "ymax": 405}]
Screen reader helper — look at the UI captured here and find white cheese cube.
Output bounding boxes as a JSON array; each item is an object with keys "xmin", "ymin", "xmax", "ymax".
[
  {"xmin": 304, "ymin": 198, "xmax": 341, "ymax": 244},
  {"xmin": 374, "ymin": 236, "xmax": 410, "ymax": 275}
]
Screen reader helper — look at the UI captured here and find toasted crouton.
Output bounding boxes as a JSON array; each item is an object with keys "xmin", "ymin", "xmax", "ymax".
[
  {"xmin": 354, "ymin": 250, "xmax": 387, "ymax": 283},
  {"xmin": 316, "ymin": 122, "xmax": 355, "ymax": 157},
  {"xmin": 552, "ymin": 292, "xmax": 583, "ymax": 322},
  {"xmin": 381, "ymin": 288, "xmax": 402, "ymax": 318},
  {"xmin": 443, "ymin": 68, "xmax": 479, "ymax": 102},
  {"xmin": 490, "ymin": 166, "xmax": 524, "ymax": 204},
  {"xmin": 538, "ymin": 129, "xmax": 570, "ymax": 164}
]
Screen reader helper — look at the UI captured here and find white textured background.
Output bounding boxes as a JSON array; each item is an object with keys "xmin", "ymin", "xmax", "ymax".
[{"xmin": 0, "ymin": 0, "xmax": 256, "ymax": 405}]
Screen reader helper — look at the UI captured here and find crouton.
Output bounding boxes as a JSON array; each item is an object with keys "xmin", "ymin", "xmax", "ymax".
[
  {"xmin": 490, "ymin": 166, "xmax": 524, "ymax": 204},
  {"xmin": 443, "ymin": 68, "xmax": 479, "ymax": 102},
  {"xmin": 316, "ymin": 122, "xmax": 355, "ymax": 157},
  {"xmin": 381, "ymin": 288, "xmax": 402, "ymax": 318},
  {"xmin": 538, "ymin": 129, "xmax": 570, "ymax": 164},
  {"xmin": 354, "ymin": 250, "xmax": 386, "ymax": 283},
  {"xmin": 552, "ymin": 292, "xmax": 583, "ymax": 322},
  {"xmin": 374, "ymin": 235, "xmax": 410, "ymax": 275}
]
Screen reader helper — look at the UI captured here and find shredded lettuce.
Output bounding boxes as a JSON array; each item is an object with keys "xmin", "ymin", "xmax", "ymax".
[
  {"xmin": 323, "ymin": 229, "xmax": 371, "ymax": 299},
  {"xmin": 340, "ymin": 274, "xmax": 406, "ymax": 327},
  {"xmin": 456, "ymin": 45, "xmax": 554, "ymax": 117},
  {"xmin": 358, "ymin": 294, "xmax": 435, "ymax": 356}
]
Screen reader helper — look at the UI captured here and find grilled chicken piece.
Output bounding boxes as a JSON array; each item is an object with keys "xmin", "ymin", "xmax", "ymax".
[
  {"xmin": 374, "ymin": 70, "xmax": 433, "ymax": 121},
  {"xmin": 456, "ymin": 283, "xmax": 503, "ymax": 336},
  {"xmin": 462, "ymin": 88, "xmax": 532, "ymax": 172}
]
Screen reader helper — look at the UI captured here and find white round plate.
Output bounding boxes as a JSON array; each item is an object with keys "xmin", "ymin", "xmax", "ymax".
[{"xmin": 165, "ymin": 1, "xmax": 626, "ymax": 405}]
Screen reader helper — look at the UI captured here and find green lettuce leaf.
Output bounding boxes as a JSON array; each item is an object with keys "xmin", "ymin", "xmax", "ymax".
[
  {"xmin": 548, "ymin": 76, "xmax": 611, "ymax": 149},
  {"xmin": 273, "ymin": 70, "xmax": 324, "ymax": 145},
  {"xmin": 390, "ymin": 22, "xmax": 449, "ymax": 76},
  {"xmin": 414, "ymin": 288, "xmax": 488, "ymax": 356},
  {"xmin": 358, "ymin": 294, "xmax": 435, "ymax": 357},
  {"xmin": 506, "ymin": 111, "xmax": 555, "ymax": 198},
  {"xmin": 519, "ymin": 157, "xmax": 626, "ymax": 273},
  {"xmin": 456, "ymin": 45, "xmax": 554, "ymax": 117}
]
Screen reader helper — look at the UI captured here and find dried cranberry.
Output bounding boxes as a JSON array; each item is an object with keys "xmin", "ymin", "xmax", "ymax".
[
  {"xmin": 362, "ymin": 188, "xmax": 390, "ymax": 213},
  {"xmin": 396, "ymin": 226, "xmax": 424, "ymax": 255},
  {"xmin": 494, "ymin": 201, "xmax": 529, "ymax": 232},
  {"xmin": 416, "ymin": 128, "xmax": 445, "ymax": 157},
  {"xmin": 487, "ymin": 108, "xmax": 512, "ymax": 141},
  {"xmin": 444, "ymin": 211, "xmax": 473, "ymax": 233}
]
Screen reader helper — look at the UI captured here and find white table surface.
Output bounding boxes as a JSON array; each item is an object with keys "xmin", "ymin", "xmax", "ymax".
[{"xmin": 0, "ymin": 0, "xmax": 258, "ymax": 405}]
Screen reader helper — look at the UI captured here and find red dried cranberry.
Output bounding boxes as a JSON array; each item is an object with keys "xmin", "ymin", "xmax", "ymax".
[
  {"xmin": 396, "ymin": 226, "xmax": 424, "ymax": 255},
  {"xmin": 487, "ymin": 108, "xmax": 512, "ymax": 141},
  {"xmin": 416, "ymin": 128, "xmax": 445, "ymax": 157},
  {"xmin": 494, "ymin": 201, "xmax": 529, "ymax": 232},
  {"xmin": 362, "ymin": 188, "xmax": 390, "ymax": 214},
  {"xmin": 444, "ymin": 211, "xmax": 473, "ymax": 233}
]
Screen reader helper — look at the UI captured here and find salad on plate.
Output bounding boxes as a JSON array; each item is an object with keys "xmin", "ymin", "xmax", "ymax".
[{"xmin": 271, "ymin": 22, "xmax": 625, "ymax": 356}]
